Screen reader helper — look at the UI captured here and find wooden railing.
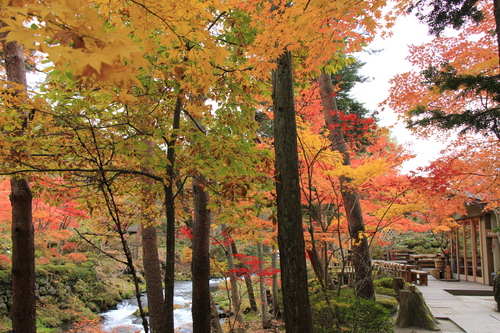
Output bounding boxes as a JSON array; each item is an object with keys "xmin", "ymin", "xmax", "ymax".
[{"xmin": 373, "ymin": 260, "xmax": 429, "ymax": 286}]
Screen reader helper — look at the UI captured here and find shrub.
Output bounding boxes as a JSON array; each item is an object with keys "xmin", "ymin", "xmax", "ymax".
[
  {"xmin": 310, "ymin": 288, "xmax": 394, "ymax": 333},
  {"xmin": 0, "ymin": 255, "xmax": 11, "ymax": 270},
  {"xmin": 375, "ymin": 286, "xmax": 397, "ymax": 298},
  {"xmin": 37, "ymin": 257, "xmax": 50, "ymax": 265},
  {"xmin": 68, "ymin": 253, "xmax": 87, "ymax": 264},
  {"xmin": 373, "ymin": 278, "xmax": 397, "ymax": 297},
  {"xmin": 62, "ymin": 242, "xmax": 78, "ymax": 254},
  {"xmin": 373, "ymin": 277, "xmax": 393, "ymax": 289},
  {"xmin": 49, "ymin": 247, "xmax": 63, "ymax": 258}
]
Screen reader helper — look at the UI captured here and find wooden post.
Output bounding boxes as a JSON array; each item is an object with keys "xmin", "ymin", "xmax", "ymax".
[
  {"xmin": 445, "ymin": 266, "xmax": 452, "ymax": 280},
  {"xmin": 396, "ymin": 289, "xmax": 439, "ymax": 330},
  {"xmin": 392, "ymin": 277, "xmax": 405, "ymax": 300}
]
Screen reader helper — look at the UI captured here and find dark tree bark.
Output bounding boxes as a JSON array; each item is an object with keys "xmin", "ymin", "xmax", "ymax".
[
  {"xmin": 272, "ymin": 50, "xmax": 314, "ymax": 333},
  {"xmin": 306, "ymin": 247, "xmax": 335, "ymax": 289},
  {"xmin": 142, "ymin": 223, "xmax": 166, "ymax": 333},
  {"xmin": 137, "ymin": 126, "xmax": 168, "ymax": 333},
  {"xmin": 191, "ymin": 176, "xmax": 212, "ymax": 332},
  {"xmin": 164, "ymin": 95, "xmax": 182, "ymax": 333},
  {"xmin": 494, "ymin": 0, "xmax": 500, "ymax": 61},
  {"xmin": 1, "ymin": 20, "xmax": 36, "ymax": 333},
  {"xmin": 318, "ymin": 72, "xmax": 375, "ymax": 300},
  {"xmin": 10, "ymin": 178, "xmax": 36, "ymax": 333}
]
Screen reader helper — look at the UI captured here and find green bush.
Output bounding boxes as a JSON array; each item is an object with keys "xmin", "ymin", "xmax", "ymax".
[
  {"xmin": 373, "ymin": 278, "xmax": 393, "ymax": 289},
  {"xmin": 310, "ymin": 288, "xmax": 394, "ymax": 333},
  {"xmin": 373, "ymin": 278, "xmax": 397, "ymax": 298},
  {"xmin": 375, "ymin": 286, "xmax": 397, "ymax": 298}
]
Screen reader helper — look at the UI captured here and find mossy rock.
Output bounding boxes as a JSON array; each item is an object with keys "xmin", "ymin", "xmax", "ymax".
[
  {"xmin": 376, "ymin": 286, "xmax": 397, "ymax": 298},
  {"xmin": 373, "ymin": 277, "xmax": 393, "ymax": 289},
  {"xmin": 133, "ymin": 306, "xmax": 149, "ymax": 316},
  {"xmin": 376, "ymin": 294, "xmax": 398, "ymax": 314}
]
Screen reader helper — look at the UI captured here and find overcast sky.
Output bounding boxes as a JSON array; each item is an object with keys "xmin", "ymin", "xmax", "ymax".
[{"xmin": 351, "ymin": 13, "xmax": 450, "ymax": 174}]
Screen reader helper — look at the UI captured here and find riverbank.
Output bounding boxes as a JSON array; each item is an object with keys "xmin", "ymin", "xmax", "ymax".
[{"xmin": 0, "ymin": 258, "xmax": 138, "ymax": 332}]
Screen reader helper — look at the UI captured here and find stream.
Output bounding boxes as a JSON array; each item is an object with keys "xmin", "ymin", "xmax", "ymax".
[
  {"xmin": 101, "ymin": 281, "xmax": 194, "ymax": 333},
  {"xmin": 99, "ymin": 279, "xmax": 222, "ymax": 333}
]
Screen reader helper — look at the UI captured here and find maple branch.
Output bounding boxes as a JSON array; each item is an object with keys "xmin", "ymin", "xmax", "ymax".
[
  {"xmin": 182, "ymin": 109, "xmax": 206, "ymax": 134},
  {"xmin": 211, "ymin": 63, "xmax": 254, "ymax": 74},
  {"xmin": 129, "ymin": 0, "xmax": 182, "ymax": 41},
  {"xmin": 303, "ymin": 0, "xmax": 312, "ymax": 11},
  {"xmin": 0, "ymin": 167, "xmax": 164, "ymax": 182},
  {"xmin": 208, "ymin": 11, "xmax": 227, "ymax": 31},
  {"xmin": 74, "ymin": 229, "xmax": 128, "ymax": 265}
]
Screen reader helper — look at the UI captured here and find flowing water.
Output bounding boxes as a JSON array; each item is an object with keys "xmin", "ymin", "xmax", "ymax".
[
  {"xmin": 99, "ymin": 279, "xmax": 223, "ymax": 332},
  {"xmin": 100, "ymin": 280, "xmax": 194, "ymax": 333}
]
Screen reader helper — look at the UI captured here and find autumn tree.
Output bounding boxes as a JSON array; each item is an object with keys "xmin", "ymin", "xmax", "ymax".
[
  {"xmin": 405, "ymin": 0, "xmax": 500, "ymax": 137},
  {"xmin": 387, "ymin": 0, "xmax": 500, "ymax": 211},
  {"xmin": 2, "ymin": 0, "xmax": 407, "ymax": 331},
  {"xmin": 317, "ymin": 72, "xmax": 374, "ymax": 299},
  {"xmin": 272, "ymin": 50, "xmax": 314, "ymax": 332},
  {"xmin": 0, "ymin": 18, "xmax": 36, "ymax": 333},
  {"xmin": 410, "ymin": 0, "xmax": 485, "ymax": 36}
]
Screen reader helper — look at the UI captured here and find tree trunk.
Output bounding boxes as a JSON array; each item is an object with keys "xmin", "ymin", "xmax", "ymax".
[
  {"xmin": 142, "ymin": 222, "xmax": 166, "ymax": 333},
  {"xmin": 1, "ymin": 20, "xmax": 36, "ymax": 333},
  {"xmin": 272, "ymin": 50, "xmax": 314, "ymax": 333},
  {"xmin": 164, "ymin": 95, "xmax": 182, "ymax": 333},
  {"xmin": 318, "ymin": 72, "xmax": 375, "ymax": 300},
  {"xmin": 258, "ymin": 243, "xmax": 272, "ymax": 329},
  {"xmin": 493, "ymin": 0, "xmax": 500, "ymax": 63},
  {"xmin": 271, "ymin": 249, "xmax": 281, "ymax": 318},
  {"xmin": 306, "ymin": 247, "xmax": 334, "ymax": 289},
  {"xmin": 396, "ymin": 288, "xmax": 439, "ymax": 330},
  {"xmin": 191, "ymin": 176, "xmax": 212, "ymax": 332},
  {"xmin": 10, "ymin": 178, "xmax": 36, "ymax": 333},
  {"xmin": 211, "ymin": 294, "xmax": 224, "ymax": 333},
  {"xmin": 231, "ymin": 242, "xmax": 258, "ymax": 312},
  {"xmin": 139, "ymin": 136, "xmax": 167, "ymax": 333},
  {"xmin": 225, "ymin": 240, "xmax": 246, "ymax": 333}
]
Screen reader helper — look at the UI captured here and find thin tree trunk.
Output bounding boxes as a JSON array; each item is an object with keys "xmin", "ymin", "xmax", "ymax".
[
  {"xmin": 164, "ymin": 95, "xmax": 182, "ymax": 333},
  {"xmin": 142, "ymin": 175, "xmax": 167, "ymax": 333},
  {"xmin": 191, "ymin": 176, "xmax": 212, "ymax": 332},
  {"xmin": 99, "ymin": 173, "xmax": 149, "ymax": 333},
  {"xmin": 318, "ymin": 72, "xmax": 375, "ymax": 300},
  {"xmin": 271, "ymin": 249, "xmax": 280, "ymax": 318},
  {"xmin": 225, "ymin": 239, "xmax": 246, "ymax": 333},
  {"xmin": 231, "ymin": 242, "xmax": 258, "ymax": 312},
  {"xmin": 272, "ymin": 50, "xmax": 314, "ymax": 333},
  {"xmin": 1, "ymin": 20, "xmax": 36, "ymax": 333},
  {"xmin": 211, "ymin": 294, "xmax": 224, "ymax": 333},
  {"xmin": 258, "ymin": 243, "xmax": 272, "ymax": 329}
]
